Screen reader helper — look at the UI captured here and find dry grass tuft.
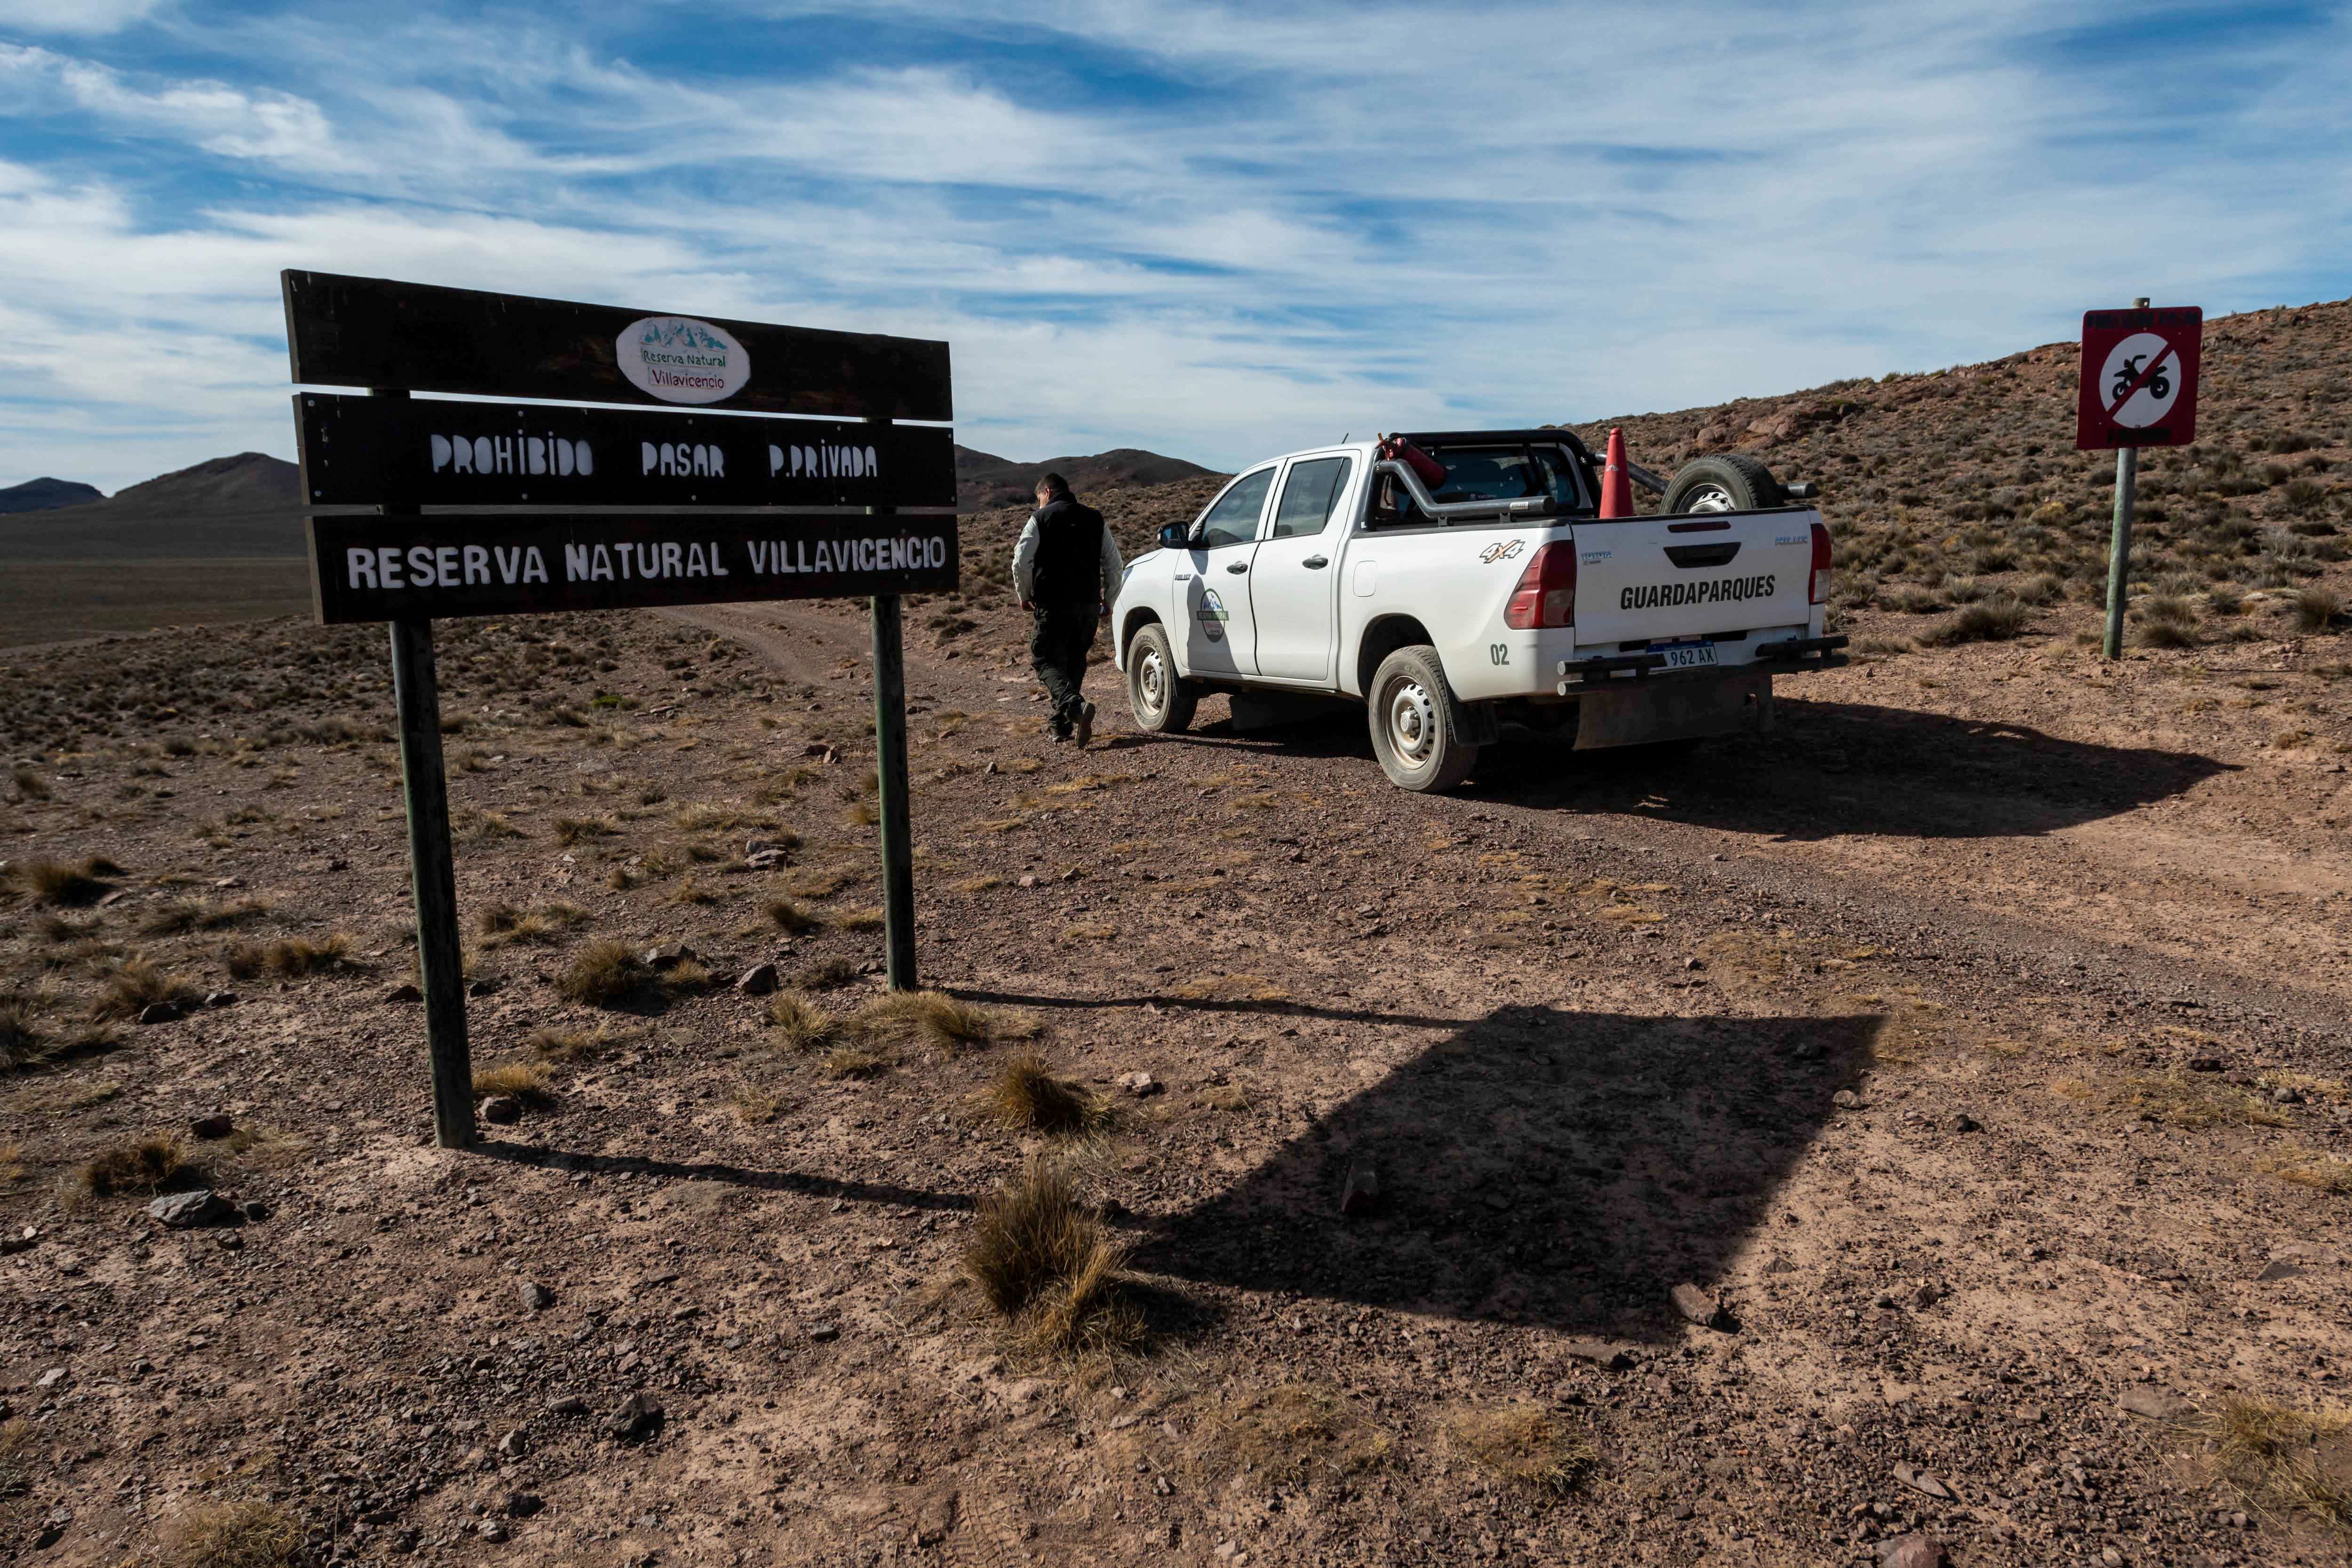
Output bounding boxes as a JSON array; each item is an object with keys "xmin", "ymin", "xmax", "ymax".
[
  {"xmin": 2261, "ymin": 1148, "xmax": 2352, "ymax": 1194},
  {"xmin": 552, "ymin": 813, "xmax": 621, "ymax": 845},
  {"xmin": 962, "ymin": 1157, "xmax": 1141, "ymax": 1355},
  {"xmin": 730, "ymin": 1086, "xmax": 783, "ymax": 1124},
  {"xmin": 139, "ymin": 896, "xmax": 274, "ymax": 936},
  {"xmin": 526, "ymin": 1023, "xmax": 635, "ymax": 1063},
  {"xmin": 819, "ymin": 1043, "xmax": 890, "ymax": 1079},
  {"xmin": 0, "ymin": 997, "xmax": 38, "ymax": 1069},
  {"xmin": 477, "ymin": 900, "xmax": 588, "ymax": 947},
  {"xmin": 763, "ymin": 897, "xmax": 822, "ymax": 934},
  {"xmin": 10, "ymin": 855, "xmax": 118, "ymax": 907},
  {"xmin": 795, "ymin": 957, "xmax": 862, "ymax": 991},
  {"xmin": 979, "ymin": 1052, "xmax": 1107, "ymax": 1135},
  {"xmin": 1209, "ymin": 1383, "xmax": 1394, "ymax": 1480},
  {"xmin": 1447, "ymin": 1404, "xmax": 1600, "ymax": 1495},
  {"xmin": 859, "ymin": 989, "xmax": 1017, "ymax": 1052},
  {"xmin": 2114, "ymin": 1072, "xmax": 2291, "ymax": 1129},
  {"xmin": 2294, "ymin": 585, "xmax": 2344, "ymax": 634},
  {"xmin": 767, "ymin": 990, "xmax": 842, "ymax": 1051},
  {"xmin": 2197, "ymin": 1396, "xmax": 2352, "ymax": 1531},
  {"xmin": 81, "ymin": 1131, "xmax": 196, "ymax": 1196},
  {"xmin": 555, "ymin": 940, "xmax": 652, "ymax": 1007},
  {"xmin": 162, "ymin": 1498, "xmax": 304, "ymax": 1568},
  {"xmin": 263, "ymin": 931, "xmax": 358, "ymax": 977},
  {"xmin": 472, "ymin": 1059, "xmax": 555, "ymax": 1105},
  {"xmin": 1918, "ymin": 597, "xmax": 2029, "ymax": 646},
  {"xmin": 91, "ymin": 956, "xmax": 203, "ymax": 1019}
]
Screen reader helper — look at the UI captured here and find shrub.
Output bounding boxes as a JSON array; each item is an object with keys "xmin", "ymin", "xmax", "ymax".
[
  {"xmin": 763, "ymin": 897, "xmax": 822, "ymax": 934},
  {"xmin": 859, "ymin": 990, "xmax": 1006, "ymax": 1052},
  {"xmin": 477, "ymin": 901, "xmax": 588, "ymax": 947},
  {"xmin": 1917, "ymin": 597, "xmax": 2029, "ymax": 646},
  {"xmin": 92, "ymin": 957, "xmax": 202, "ymax": 1019},
  {"xmin": 81, "ymin": 1133, "xmax": 195, "ymax": 1196},
  {"xmin": 162, "ymin": 1499, "xmax": 304, "ymax": 1568},
  {"xmin": 2294, "ymin": 586, "xmax": 2343, "ymax": 633},
  {"xmin": 555, "ymin": 940, "xmax": 650, "ymax": 1007},
  {"xmin": 10, "ymin": 856, "xmax": 117, "ymax": 907},
  {"xmin": 263, "ymin": 932, "xmax": 357, "ymax": 977},
  {"xmin": 2196, "ymin": 1397, "xmax": 2350, "ymax": 1529},
  {"xmin": 962, "ymin": 1158, "xmax": 1140, "ymax": 1355},
  {"xmin": 2134, "ymin": 596, "xmax": 2200, "ymax": 649},
  {"xmin": 981, "ymin": 1052, "xmax": 1106, "ymax": 1135},
  {"xmin": 552, "ymin": 814, "xmax": 620, "ymax": 845},
  {"xmin": 472, "ymin": 1059, "xmax": 554, "ymax": 1105},
  {"xmin": 1447, "ymin": 1405, "xmax": 1601, "ymax": 1495},
  {"xmin": 767, "ymin": 991, "xmax": 842, "ymax": 1051}
]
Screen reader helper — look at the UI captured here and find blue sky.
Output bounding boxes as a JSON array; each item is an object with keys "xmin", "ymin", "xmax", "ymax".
[{"xmin": 1, "ymin": 0, "xmax": 2347, "ymax": 493}]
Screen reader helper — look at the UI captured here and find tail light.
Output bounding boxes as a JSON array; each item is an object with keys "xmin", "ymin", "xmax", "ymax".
[
  {"xmin": 1503, "ymin": 541, "xmax": 1576, "ymax": 629},
  {"xmin": 1809, "ymin": 520, "xmax": 1833, "ymax": 605}
]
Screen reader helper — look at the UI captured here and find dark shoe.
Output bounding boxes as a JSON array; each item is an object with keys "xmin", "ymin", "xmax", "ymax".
[
  {"xmin": 1073, "ymin": 701, "xmax": 1096, "ymax": 748},
  {"xmin": 1046, "ymin": 718, "xmax": 1071, "ymax": 743}
]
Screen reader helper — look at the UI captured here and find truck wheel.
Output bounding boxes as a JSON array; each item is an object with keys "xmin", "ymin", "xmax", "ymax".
[
  {"xmin": 1125, "ymin": 622, "xmax": 1196, "ymax": 733},
  {"xmin": 1664, "ymin": 454, "xmax": 1785, "ymax": 514},
  {"xmin": 1367, "ymin": 645, "xmax": 1480, "ymax": 792}
]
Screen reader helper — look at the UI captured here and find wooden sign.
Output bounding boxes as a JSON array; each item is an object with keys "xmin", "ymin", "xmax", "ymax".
[
  {"xmin": 308, "ymin": 511, "xmax": 958, "ymax": 623},
  {"xmin": 282, "ymin": 271, "xmax": 953, "ymax": 422},
  {"xmin": 294, "ymin": 393, "xmax": 956, "ymax": 509}
]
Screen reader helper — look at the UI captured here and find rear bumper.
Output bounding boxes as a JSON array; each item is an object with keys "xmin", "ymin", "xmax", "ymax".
[
  {"xmin": 1553, "ymin": 632, "xmax": 1846, "ymax": 695},
  {"xmin": 1570, "ymin": 671, "xmax": 1774, "ymax": 750}
]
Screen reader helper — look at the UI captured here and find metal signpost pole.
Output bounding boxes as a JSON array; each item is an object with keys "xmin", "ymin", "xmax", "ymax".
[
  {"xmin": 867, "ymin": 416, "xmax": 919, "ymax": 991},
  {"xmin": 2101, "ymin": 296, "xmax": 2152, "ymax": 661},
  {"xmin": 374, "ymin": 384, "xmax": 475, "ymax": 1148}
]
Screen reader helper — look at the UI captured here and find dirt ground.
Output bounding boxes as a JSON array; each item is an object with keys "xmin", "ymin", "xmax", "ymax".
[{"xmin": 2, "ymin": 497, "xmax": 2349, "ymax": 1568}]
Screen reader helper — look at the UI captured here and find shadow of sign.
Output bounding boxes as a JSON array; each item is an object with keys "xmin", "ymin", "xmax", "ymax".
[{"xmin": 1141, "ymin": 1004, "xmax": 1881, "ymax": 1341}]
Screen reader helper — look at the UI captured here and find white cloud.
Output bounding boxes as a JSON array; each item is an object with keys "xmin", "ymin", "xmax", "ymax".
[
  {"xmin": 2, "ymin": 0, "xmax": 2349, "ymax": 491},
  {"xmin": 0, "ymin": 0, "xmax": 165, "ymax": 36},
  {"xmin": 0, "ymin": 43, "xmax": 348, "ymax": 170}
]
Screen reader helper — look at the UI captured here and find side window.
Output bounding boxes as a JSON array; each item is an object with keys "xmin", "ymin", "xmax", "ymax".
[
  {"xmin": 1196, "ymin": 467, "xmax": 1276, "ymax": 548},
  {"xmin": 1269, "ymin": 456, "xmax": 1354, "ymax": 540}
]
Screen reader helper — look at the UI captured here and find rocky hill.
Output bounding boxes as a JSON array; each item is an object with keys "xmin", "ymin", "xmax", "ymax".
[
  {"xmin": 955, "ymin": 444, "xmax": 1216, "ymax": 511},
  {"xmin": 0, "ymin": 452, "xmax": 304, "ymax": 562},
  {"xmin": 0, "ymin": 476, "xmax": 104, "ymax": 514},
  {"xmin": 1558, "ymin": 297, "xmax": 2349, "ymax": 631}
]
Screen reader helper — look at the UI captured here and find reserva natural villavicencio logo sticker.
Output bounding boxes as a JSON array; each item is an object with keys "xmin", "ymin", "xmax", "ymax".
[{"xmin": 618, "ymin": 316, "xmax": 750, "ymax": 405}]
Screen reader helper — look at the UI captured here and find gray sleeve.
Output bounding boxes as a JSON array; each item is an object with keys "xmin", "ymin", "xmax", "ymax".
[
  {"xmin": 1098, "ymin": 523, "xmax": 1125, "ymax": 608},
  {"xmin": 1011, "ymin": 516, "xmax": 1040, "ymax": 603}
]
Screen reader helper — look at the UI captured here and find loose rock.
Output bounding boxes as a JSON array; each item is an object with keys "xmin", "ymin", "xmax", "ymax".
[
  {"xmin": 1876, "ymin": 1535, "xmax": 1947, "ymax": 1568},
  {"xmin": 518, "ymin": 1281, "xmax": 555, "ymax": 1311},
  {"xmin": 137, "ymin": 1002, "xmax": 183, "ymax": 1026},
  {"xmin": 480, "ymin": 1095, "xmax": 523, "ymax": 1125},
  {"xmin": 608, "ymin": 1392, "xmax": 664, "ymax": 1441},
  {"xmin": 734, "ymin": 963, "xmax": 780, "ymax": 995},
  {"xmin": 1117, "ymin": 1071, "xmax": 1162, "ymax": 1098},
  {"xmin": 1335, "ymin": 1159, "xmax": 1379, "ymax": 1216},
  {"xmin": 190, "ymin": 1112, "xmax": 234, "ymax": 1140},
  {"xmin": 1670, "ymin": 1282, "xmax": 1730, "ymax": 1330},
  {"xmin": 1562, "ymin": 1340, "xmax": 1632, "ymax": 1370},
  {"xmin": 2117, "ymin": 1386, "xmax": 2193, "ymax": 1421},
  {"xmin": 497, "ymin": 1428, "xmax": 528, "ymax": 1458},
  {"xmin": 385, "ymin": 983, "xmax": 423, "ymax": 1004},
  {"xmin": 147, "ymin": 1190, "xmax": 230, "ymax": 1228},
  {"xmin": 1892, "ymin": 1462, "xmax": 1952, "ymax": 1499}
]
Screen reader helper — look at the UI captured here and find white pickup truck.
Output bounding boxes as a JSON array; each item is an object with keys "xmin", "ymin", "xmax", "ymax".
[{"xmin": 1109, "ymin": 429, "xmax": 1845, "ymax": 791}]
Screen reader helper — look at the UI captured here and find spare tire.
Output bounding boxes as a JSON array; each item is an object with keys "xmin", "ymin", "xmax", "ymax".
[{"xmin": 1664, "ymin": 454, "xmax": 1785, "ymax": 514}]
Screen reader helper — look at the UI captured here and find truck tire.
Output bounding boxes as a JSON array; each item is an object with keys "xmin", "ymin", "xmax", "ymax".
[
  {"xmin": 1664, "ymin": 454, "xmax": 1784, "ymax": 514},
  {"xmin": 1125, "ymin": 622, "xmax": 1196, "ymax": 733},
  {"xmin": 1367, "ymin": 645, "xmax": 1480, "ymax": 792}
]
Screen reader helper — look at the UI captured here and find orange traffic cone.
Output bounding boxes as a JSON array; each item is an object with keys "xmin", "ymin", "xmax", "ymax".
[{"xmin": 1597, "ymin": 427, "xmax": 1633, "ymax": 518}]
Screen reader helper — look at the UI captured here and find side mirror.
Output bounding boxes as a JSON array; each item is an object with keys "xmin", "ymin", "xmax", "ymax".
[{"xmin": 1157, "ymin": 523, "xmax": 1191, "ymax": 550}]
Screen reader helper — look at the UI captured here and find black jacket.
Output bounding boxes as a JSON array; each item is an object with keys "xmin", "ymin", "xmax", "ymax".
[{"xmin": 1026, "ymin": 495, "xmax": 1109, "ymax": 608}]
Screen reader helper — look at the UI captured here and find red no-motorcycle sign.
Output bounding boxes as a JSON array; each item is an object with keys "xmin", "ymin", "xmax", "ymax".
[{"xmin": 2076, "ymin": 306, "xmax": 2202, "ymax": 450}]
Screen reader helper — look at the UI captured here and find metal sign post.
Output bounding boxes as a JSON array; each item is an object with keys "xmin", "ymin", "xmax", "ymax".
[
  {"xmin": 2076, "ymin": 297, "xmax": 2203, "ymax": 660},
  {"xmin": 286, "ymin": 271, "xmax": 955, "ymax": 1142}
]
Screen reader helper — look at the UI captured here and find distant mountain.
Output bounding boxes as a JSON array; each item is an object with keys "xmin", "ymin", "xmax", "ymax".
[
  {"xmin": 954, "ymin": 445, "xmax": 1218, "ymax": 511},
  {"xmin": 0, "ymin": 453, "xmax": 304, "ymax": 563},
  {"xmin": 0, "ymin": 477, "xmax": 104, "ymax": 514}
]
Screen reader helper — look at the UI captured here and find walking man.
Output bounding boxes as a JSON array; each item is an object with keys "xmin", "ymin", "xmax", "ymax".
[{"xmin": 1012, "ymin": 471, "xmax": 1123, "ymax": 747}]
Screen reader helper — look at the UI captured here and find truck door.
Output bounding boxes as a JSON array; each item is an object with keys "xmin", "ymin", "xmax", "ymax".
[
  {"xmin": 1178, "ymin": 465, "xmax": 1275, "ymax": 676},
  {"xmin": 1248, "ymin": 454, "xmax": 1355, "ymax": 681}
]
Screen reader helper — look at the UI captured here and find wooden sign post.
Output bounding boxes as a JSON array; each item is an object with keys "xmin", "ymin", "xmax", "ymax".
[{"xmin": 285, "ymin": 272, "xmax": 955, "ymax": 1146}]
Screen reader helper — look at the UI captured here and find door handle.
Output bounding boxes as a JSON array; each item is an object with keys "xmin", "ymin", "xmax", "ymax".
[
  {"xmin": 1225, "ymin": 562, "xmax": 1248, "ymax": 573},
  {"xmin": 1302, "ymin": 555, "xmax": 1329, "ymax": 569}
]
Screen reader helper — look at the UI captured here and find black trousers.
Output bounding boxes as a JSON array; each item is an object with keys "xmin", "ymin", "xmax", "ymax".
[{"xmin": 1030, "ymin": 605, "xmax": 1097, "ymax": 729}]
